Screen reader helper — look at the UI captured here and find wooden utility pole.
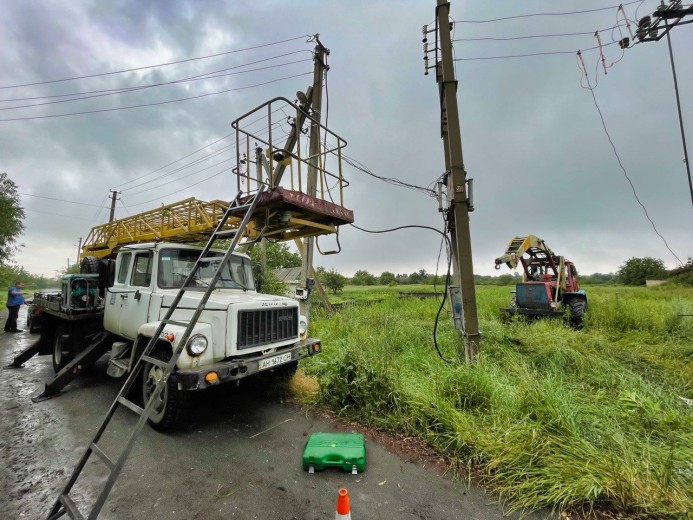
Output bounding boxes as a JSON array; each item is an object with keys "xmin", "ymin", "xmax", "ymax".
[
  {"xmin": 108, "ymin": 190, "xmax": 118, "ymax": 222},
  {"xmin": 432, "ymin": 0, "xmax": 480, "ymax": 363},
  {"xmin": 298, "ymin": 38, "xmax": 327, "ymax": 317}
]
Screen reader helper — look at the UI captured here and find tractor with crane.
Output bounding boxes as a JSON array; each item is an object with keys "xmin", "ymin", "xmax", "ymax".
[{"xmin": 494, "ymin": 235, "xmax": 587, "ymax": 328}]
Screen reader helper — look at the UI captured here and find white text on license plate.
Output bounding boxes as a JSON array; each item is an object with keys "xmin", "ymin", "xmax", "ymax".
[{"xmin": 258, "ymin": 352, "xmax": 292, "ymax": 370}]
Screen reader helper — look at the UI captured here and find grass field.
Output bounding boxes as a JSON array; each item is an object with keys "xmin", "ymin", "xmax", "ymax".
[{"xmin": 301, "ymin": 284, "xmax": 693, "ymax": 518}]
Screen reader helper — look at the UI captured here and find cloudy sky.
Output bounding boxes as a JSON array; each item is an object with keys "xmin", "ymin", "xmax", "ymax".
[{"xmin": 1, "ymin": 0, "xmax": 691, "ymax": 278}]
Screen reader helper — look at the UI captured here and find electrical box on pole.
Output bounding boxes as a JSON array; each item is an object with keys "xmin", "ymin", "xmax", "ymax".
[{"xmin": 425, "ymin": 0, "xmax": 481, "ymax": 363}]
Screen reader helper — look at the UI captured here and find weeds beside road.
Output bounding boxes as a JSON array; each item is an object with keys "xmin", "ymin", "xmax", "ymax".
[{"xmin": 302, "ymin": 285, "xmax": 693, "ymax": 518}]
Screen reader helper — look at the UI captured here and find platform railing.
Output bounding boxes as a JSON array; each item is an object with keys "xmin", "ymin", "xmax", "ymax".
[{"xmin": 231, "ymin": 97, "xmax": 349, "ymax": 208}]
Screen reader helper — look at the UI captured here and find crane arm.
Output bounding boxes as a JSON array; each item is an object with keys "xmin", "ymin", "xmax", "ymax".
[{"xmin": 494, "ymin": 235, "xmax": 554, "ymax": 270}]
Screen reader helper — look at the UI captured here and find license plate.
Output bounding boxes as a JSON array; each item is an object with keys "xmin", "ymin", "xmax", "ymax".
[{"xmin": 258, "ymin": 352, "xmax": 292, "ymax": 371}]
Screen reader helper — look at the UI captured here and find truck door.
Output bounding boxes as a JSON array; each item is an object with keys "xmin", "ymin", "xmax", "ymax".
[
  {"xmin": 104, "ymin": 251, "xmax": 133, "ymax": 334},
  {"xmin": 118, "ymin": 251, "xmax": 154, "ymax": 339},
  {"xmin": 103, "ymin": 250, "xmax": 154, "ymax": 340}
]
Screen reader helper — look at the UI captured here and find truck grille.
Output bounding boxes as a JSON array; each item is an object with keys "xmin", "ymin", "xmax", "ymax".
[{"xmin": 237, "ymin": 308, "xmax": 298, "ymax": 349}]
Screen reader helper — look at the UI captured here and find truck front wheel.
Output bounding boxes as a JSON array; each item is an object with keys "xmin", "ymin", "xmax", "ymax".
[
  {"xmin": 52, "ymin": 325, "xmax": 74, "ymax": 373},
  {"xmin": 142, "ymin": 355, "xmax": 190, "ymax": 432}
]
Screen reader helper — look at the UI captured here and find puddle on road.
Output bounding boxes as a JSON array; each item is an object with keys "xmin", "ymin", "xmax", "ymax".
[{"xmin": 0, "ymin": 324, "xmax": 83, "ymax": 518}]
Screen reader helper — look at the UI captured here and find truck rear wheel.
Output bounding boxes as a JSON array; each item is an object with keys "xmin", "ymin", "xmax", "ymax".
[
  {"xmin": 142, "ymin": 351, "xmax": 190, "ymax": 432},
  {"xmin": 52, "ymin": 325, "xmax": 74, "ymax": 373},
  {"xmin": 568, "ymin": 299, "xmax": 586, "ymax": 329}
]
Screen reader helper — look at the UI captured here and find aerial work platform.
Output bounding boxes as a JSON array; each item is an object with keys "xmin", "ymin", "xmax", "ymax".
[{"xmin": 82, "ymin": 85, "xmax": 353, "ymax": 259}]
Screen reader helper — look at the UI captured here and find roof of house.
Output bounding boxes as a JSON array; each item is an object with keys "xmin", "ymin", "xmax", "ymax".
[{"xmin": 275, "ymin": 267, "xmax": 302, "ymax": 283}]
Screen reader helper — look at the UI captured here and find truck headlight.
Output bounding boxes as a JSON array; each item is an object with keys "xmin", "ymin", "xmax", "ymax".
[
  {"xmin": 186, "ymin": 334, "xmax": 208, "ymax": 356},
  {"xmin": 299, "ymin": 317, "xmax": 308, "ymax": 339}
]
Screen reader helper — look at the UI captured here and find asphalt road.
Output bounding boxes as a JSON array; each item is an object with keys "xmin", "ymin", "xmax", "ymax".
[{"xmin": 0, "ymin": 308, "xmax": 550, "ymax": 520}]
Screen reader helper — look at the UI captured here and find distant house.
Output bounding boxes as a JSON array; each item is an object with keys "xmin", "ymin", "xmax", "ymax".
[
  {"xmin": 275, "ymin": 267, "xmax": 302, "ymax": 298},
  {"xmin": 645, "ymin": 279, "xmax": 666, "ymax": 287}
]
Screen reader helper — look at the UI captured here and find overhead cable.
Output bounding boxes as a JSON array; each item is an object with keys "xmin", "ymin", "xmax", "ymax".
[
  {"xmin": 576, "ymin": 51, "xmax": 683, "ymax": 266},
  {"xmin": 123, "ymin": 168, "xmax": 228, "ymax": 208},
  {"xmin": 112, "ymin": 133, "xmax": 234, "ymax": 189},
  {"xmin": 0, "ymin": 58, "xmax": 312, "ymax": 111},
  {"xmin": 454, "ymin": 41, "xmax": 616, "ymax": 61},
  {"xmin": 19, "ymin": 192, "xmax": 108, "ymax": 208},
  {"xmin": 0, "ymin": 51, "xmax": 312, "ymax": 103},
  {"xmin": 454, "ymin": 1, "xmax": 644, "ymax": 24},
  {"xmin": 0, "ymin": 35, "xmax": 311, "ymax": 90},
  {"xmin": 453, "ymin": 26, "xmax": 627, "ymax": 42},
  {"xmin": 0, "ymin": 72, "xmax": 312, "ymax": 122}
]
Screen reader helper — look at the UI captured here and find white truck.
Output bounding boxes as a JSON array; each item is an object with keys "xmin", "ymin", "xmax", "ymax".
[{"xmin": 28, "ymin": 241, "xmax": 321, "ymax": 431}]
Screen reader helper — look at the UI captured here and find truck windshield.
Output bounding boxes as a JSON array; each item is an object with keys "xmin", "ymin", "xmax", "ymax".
[{"xmin": 158, "ymin": 248, "xmax": 255, "ymax": 290}]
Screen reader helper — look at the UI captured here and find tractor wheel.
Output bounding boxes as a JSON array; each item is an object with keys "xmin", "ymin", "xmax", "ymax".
[
  {"xmin": 80, "ymin": 256, "xmax": 100, "ymax": 274},
  {"xmin": 568, "ymin": 299, "xmax": 586, "ymax": 329}
]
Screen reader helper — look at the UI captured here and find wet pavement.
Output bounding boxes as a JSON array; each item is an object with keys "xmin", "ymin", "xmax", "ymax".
[{"xmin": 0, "ymin": 308, "xmax": 551, "ymax": 520}]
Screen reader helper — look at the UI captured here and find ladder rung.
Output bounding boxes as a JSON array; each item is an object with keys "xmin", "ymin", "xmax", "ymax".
[
  {"xmin": 200, "ymin": 256, "xmax": 223, "ymax": 262},
  {"xmin": 117, "ymin": 396, "xmax": 144, "ymax": 416},
  {"xmin": 181, "ymin": 286, "xmax": 207, "ymax": 292},
  {"xmin": 59, "ymin": 494, "xmax": 85, "ymax": 520},
  {"xmin": 162, "ymin": 319, "xmax": 188, "ymax": 327},
  {"xmin": 229, "ymin": 203, "xmax": 252, "ymax": 212},
  {"xmin": 90, "ymin": 442, "xmax": 115, "ymax": 471},
  {"xmin": 141, "ymin": 355, "xmax": 168, "ymax": 370}
]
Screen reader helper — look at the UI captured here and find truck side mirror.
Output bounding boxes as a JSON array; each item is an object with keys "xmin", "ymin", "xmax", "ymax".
[{"xmin": 253, "ymin": 261, "xmax": 264, "ymax": 292}]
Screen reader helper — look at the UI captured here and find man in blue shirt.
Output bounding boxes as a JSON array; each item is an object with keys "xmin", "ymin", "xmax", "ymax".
[{"xmin": 4, "ymin": 280, "xmax": 25, "ymax": 333}]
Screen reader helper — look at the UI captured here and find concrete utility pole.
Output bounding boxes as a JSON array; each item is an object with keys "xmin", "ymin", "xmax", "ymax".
[
  {"xmin": 108, "ymin": 190, "xmax": 118, "ymax": 222},
  {"xmin": 76, "ymin": 237, "xmax": 82, "ymax": 265},
  {"xmin": 298, "ymin": 38, "xmax": 327, "ymax": 317},
  {"xmin": 432, "ymin": 0, "xmax": 481, "ymax": 363}
]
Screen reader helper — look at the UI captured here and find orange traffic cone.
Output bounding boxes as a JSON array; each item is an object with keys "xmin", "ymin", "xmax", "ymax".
[{"xmin": 335, "ymin": 488, "xmax": 352, "ymax": 519}]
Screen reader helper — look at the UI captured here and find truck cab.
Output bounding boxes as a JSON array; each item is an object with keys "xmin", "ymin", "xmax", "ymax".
[{"xmin": 103, "ymin": 242, "xmax": 311, "ymax": 368}]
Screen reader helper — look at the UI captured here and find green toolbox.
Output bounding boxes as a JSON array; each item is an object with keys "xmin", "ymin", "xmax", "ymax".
[{"xmin": 302, "ymin": 432, "xmax": 366, "ymax": 474}]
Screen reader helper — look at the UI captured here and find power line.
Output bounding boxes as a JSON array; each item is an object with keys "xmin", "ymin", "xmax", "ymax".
[
  {"xmin": 24, "ymin": 208, "xmax": 84, "ymax": 220},
  {"xmin": 349, "ymin": 222, "xmax": 454, "ymax": 364},
  {"xmin": 0, "ymin": 51, "xmax": 311, "ymax": 103},
  {"xmin": 341, "ymin": 155, "xmax": 436, "ymax": 196},
  {"xmin": 123, "ymin": 168, "xmax": 228, "ymax": 207},
  {"xmin": 453, "ymin": 42, "xmax": 616, "ymax": 61},
  {"xmin": 453, "ymin": 26, "xmax": 626, "ymax": 42},
  {"xmin": 19, "ymin": 192, "xmax": 108, "ymax": 208},
  {"xmin": 0, "ymin": 72, "xmax": 312, "ymax": 122},
  {"xmin": 0, "ymin": 35, "xmax": 312, "ymax": 90},
  {"xmin": 123, "ymin": 156, "xmax": 233, "ymax": 197},
  {"xmin": 112, "ymin": 133, "xmax": 234, "ymax": 189},
  {"xmin": 576, "ymin": 52, "xmax": 683, "ymax": 267},
  {"xmin": 113, "ymin": 105, "xmax": 290, "ymax": 193},
  {"xmin": 454, "ymin": 1, "xmax": 644, "ymax": 24},
  {"xmin": 0, "ymin": 58, "xmax": 311, "ymax": 111},
  {"xmin": 121, "ymin": 121, "xmax": 288, "ymax": 196},
  {"xmin": 120, "ymin": 146, "xmax": 233, "ymax": 192}
]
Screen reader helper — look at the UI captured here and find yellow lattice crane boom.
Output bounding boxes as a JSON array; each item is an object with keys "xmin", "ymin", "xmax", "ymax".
[{"xmin": 81, "ymin": 188, "xmax": 354, "ymax": 260}]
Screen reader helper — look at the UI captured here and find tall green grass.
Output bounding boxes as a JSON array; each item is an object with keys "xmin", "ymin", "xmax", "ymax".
[{"xmin": 302, "ymin": 285, "xmax": 693, "ymax": 518}]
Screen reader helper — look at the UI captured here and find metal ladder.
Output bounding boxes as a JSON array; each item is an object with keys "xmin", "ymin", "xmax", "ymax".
[{"xmin": 46, "ymin": 187, "xmax": 265, "ymax": 520}]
